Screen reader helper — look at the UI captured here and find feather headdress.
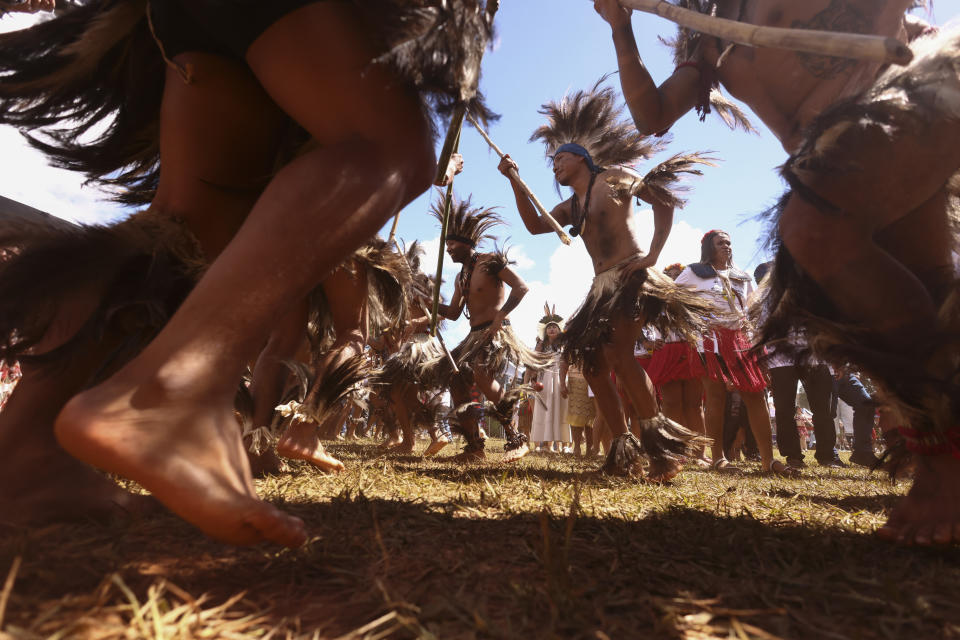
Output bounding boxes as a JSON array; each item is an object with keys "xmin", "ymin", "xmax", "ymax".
[
  {"xmin": 537, "ymin": 302, "xmax": 564, "ymax": 341},
  {"xmin": 430, "ymin": 191, "xmax": 503, "ymax": 248},
  {"xmin": 529, "ymin": 76, "xmax": 665, "ymax": 169}
]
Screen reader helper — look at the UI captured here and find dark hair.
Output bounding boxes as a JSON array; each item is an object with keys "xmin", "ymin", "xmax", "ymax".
[
  {"xmin": 753, "ymin": 261, "xmax": 772, "ymax": 284},
  {"xmin": 699, "ymin": 230, "xmax": 729, "ymax": 263}
]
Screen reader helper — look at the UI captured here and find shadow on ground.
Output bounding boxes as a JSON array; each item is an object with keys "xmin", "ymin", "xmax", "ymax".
[{"xmin": 2, "ymin": 493, "xmax": 959, "ymax": 639}]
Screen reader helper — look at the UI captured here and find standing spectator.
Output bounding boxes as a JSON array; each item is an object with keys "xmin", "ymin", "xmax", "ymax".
[
  {"xmin": 561, "ymin": 360, "xmax": 595, "ymax": 457},
  {"xmin": 755, "ymin": 262, "xmax": 843, "ymax": 468},
  {"xmin": 795, "ymin": 407, "xmax": 812, "ymax": 451},
  {"xmin": 676, "ymin": 231, "xmax": 798, "ymax": 476},
  {"xmin": 530, "ymin": 309, "xmax": 570, "ymax": 453},
  {"xmin": 833, "ymin": 371, "xmax": 881, "ymax": 467}
]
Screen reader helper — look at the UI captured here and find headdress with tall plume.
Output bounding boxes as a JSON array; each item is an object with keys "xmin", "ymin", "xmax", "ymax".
[
  {"xmin": 530, "ymin": 77, "xmax": 717, "ymax": 209},
  {"xmin": 529, "ymin": 76, "xmax": 665, "ymax": 171},
  {"xmin": 430, "ymin": 191, "xmax": 503, "ymax": 248}
]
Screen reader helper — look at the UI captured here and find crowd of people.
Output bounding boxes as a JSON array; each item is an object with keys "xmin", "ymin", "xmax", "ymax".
[{"xmin": 0, "ymin": 0, "xmax": 958, "ymax": 551}]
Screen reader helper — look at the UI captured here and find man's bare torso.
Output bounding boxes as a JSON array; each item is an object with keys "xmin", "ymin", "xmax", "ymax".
[
  {"xmin": 556, "ymin": 173, "xmax": 643, "ymax": 274},
  {"xmin": 701, "ymin": 0, "xmax": 913, "ymax": 153},
  {"xmin": 461, "ymin": 254, "xmax": 507, "ymax": 326}
]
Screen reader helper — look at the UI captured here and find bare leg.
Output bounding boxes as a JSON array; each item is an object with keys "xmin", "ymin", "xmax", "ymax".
[
  {"xmin": 278, "ymin": 265, "xmax": 366, "ymax": 467},
  {"xmin": 605, "ymin": 316, "xmax": 683, "ymax": 481},
  {"xmin": 0, "ymin": 355, "xmax": 158, "ymax": 526},
  {"xmin": 583, "ymin": 364, "xmax": 627, "ymax": 437},
  {"xmin": 475, "ymin": 368, "xmax": 528, "ymax": 461},
  {"xmin": 571, "ymin": 426, "xmax": 584, "ymax": 456},
  {"xmin": 681, "ymin": 379, "xmax": 709, "ymax": 465},
  {"xmin": 276, "ymin": 420, "xmax": 345, "ymax": 473},
  {"xmin": 702, "ymin": 377, "xmax": 736, "ymax": 471},
  {"xmin": 739, "ymin": 390, "xmax": 796, "ymax": 475},
  {"xmin": 388, "ymin": 386, "xmax": 417, "ymax": 454},
  {"xmin": 602, "ymin": 317, "xmax": 658, "ymax": 421},
  {"xmin": 248, "ymin": 300, "xmax": 309, "ymax": 475},
  {"xmin": 250, "ymin": 301, "xmax": 308, "ymax": 431},
  {"xmin": 659, "ymin": 381, "xmax": 685, "ymax": 427},
  {"xmin": 55, "ymin": 4, "xmax": 434, "ymax": 547},
  {"xmin": 447, "ymin": 377, "xmax": 485, "ymax": 462}
]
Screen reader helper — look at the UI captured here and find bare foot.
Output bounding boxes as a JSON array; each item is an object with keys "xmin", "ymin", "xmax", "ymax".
[
  {"xmin": 647, "ymin": 459, "xmax": 682, "ymax": 483},
  {"xmin": 386, "ymin": 440, "xmax": 416, "ymax": 454},
  {"xmin": 277, "ymin": 420, "xmax": 346, "ymax": 473},
  {"xmin": 711, "ymin": 459, "xmax": 743, "ymax": 475},
  {"xmin": 502, "ymin": 446, "xmax": 529, "ymax": 462},
  {"xmin": 448, "ymin": 448, "xmax": 486, "ymax": 464},
  {"xmin": 763, "ymin": 459, "xmax": 801, "ymax": 478},
  {"xmin": 423, "ymin": 439, "xmax": 449, "ymax": 457},
  {"xmin": 0, "ymin": 354, "xmax": 161, "ymax": 527},
  {"xmin": 877, "ymin": 453, "xmax": 960, "ymax": 545},
  {"xmin": 380, "ymin": 433, "xmax": 402, "ymax": 448},
  {"xmin": 0, "ymin": 447, "xmax": 161, "ymax": 527},
  {"xmin": 55, "ymin": 384, "xmax": 307, "ymax": 547},
  {"xmin": 248, "ymin": 448, "xmax": 286, "ymax": 477}
]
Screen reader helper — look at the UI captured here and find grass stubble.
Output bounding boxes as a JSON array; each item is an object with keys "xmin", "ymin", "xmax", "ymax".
[{"xmin": 1, "ymin": 439, "xmax": 959, "ymax": 639}]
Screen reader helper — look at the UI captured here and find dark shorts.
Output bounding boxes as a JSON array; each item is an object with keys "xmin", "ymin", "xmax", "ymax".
[{"xmin": 149, "ymin": 0, "xmax": 324, "ymax": 60}]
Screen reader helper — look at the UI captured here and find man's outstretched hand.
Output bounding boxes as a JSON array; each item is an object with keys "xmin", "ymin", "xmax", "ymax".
[
  {"xmin": 497, "ymin": 154, "xmax": 519, "ymax": 178},
  {"xmin": 594, "ymin": 0, "xmax": 632, "ymax": 29}
]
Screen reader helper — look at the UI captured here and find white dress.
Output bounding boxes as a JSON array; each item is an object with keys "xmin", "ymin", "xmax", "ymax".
[{"xmin": 531, "ymin": 345, "xmax": 571, "ymax": 443}]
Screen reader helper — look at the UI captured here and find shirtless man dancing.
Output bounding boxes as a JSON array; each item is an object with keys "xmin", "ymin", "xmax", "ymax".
[
  {"xmin": 434, "ymin": 194, "xmax": 551, "ymax": 462},
  {"xmin": 595, "ymin": 0, "xmax": 960, "ymax": 542},
  {"xmin": 499, "ymin": 81, "xmax": 712, "ymax": 480}
]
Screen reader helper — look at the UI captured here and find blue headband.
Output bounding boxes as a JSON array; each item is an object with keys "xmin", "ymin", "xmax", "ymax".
[{"xmin": 553, "ymin": 143, "xmax": 600, "ymax": 172}]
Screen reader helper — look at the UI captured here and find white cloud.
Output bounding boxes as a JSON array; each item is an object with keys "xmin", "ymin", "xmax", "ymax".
[
  {"xmin": 0, "ymin": 119, "xmax": 131, "ymax": 225},
  {"xmin": 506, "ymin": 243, "xmax": 535, "ymax": 271}
]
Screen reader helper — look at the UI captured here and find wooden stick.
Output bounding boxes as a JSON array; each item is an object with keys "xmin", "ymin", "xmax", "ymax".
[
  {"xmin": 620, "ymin": 0, "xmax": 913, "ymax": 66},
  {"xmin": 466, "ymin": 113, "xmax": 572, "ymax": 246},
  {"xmin": 386, "ymin": 209, "xmax": 402, "ymax": 245},
  {"xmin": 429, "ymin": 128, "xmax": 461, "ymax": 337},
  {"xmin": 0, "ymin": 556, "xmax": 21, "ymax": 630}
]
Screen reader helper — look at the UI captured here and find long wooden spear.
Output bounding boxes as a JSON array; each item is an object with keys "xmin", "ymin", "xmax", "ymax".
[
  {"xmin": 466, "ymin": 113, "xmax": 571, "ymax": 246},
  {"xmin": 428, "ymin": 0, "xmax": 501, "ymax": 336},
  {"xmin": 429, "ymin": 128, "xmax": 461, "ymax": 337},
  {"xmin": 620, "ymin": 0, "xmax": 913, "ymax": 66}
]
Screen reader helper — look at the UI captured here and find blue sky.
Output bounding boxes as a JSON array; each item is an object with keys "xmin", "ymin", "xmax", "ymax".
[{"xmin": 0, "ymin": 2, "xmax": 954, "ymax": 346}]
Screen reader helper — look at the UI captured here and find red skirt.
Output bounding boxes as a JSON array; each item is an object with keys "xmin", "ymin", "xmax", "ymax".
[
  {"xmin": 647, "ymin": 342, "xmax": 705, "ymax": 386},
  {"xmin": 702, "ymin": 327, "xmax": 767, "ymax": 393}
]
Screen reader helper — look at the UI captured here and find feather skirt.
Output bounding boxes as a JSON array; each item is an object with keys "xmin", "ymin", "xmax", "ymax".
[
  {"xmin": 439, "ymin": 323, "xmax": 554, "ymax": 384},
  {"xmin": 0, "ymin": 209, "xmax": 203, "ymax": 385},
  {"xmin": 562, "ymin": 255, "xmax": 712, "ymax": 375}
]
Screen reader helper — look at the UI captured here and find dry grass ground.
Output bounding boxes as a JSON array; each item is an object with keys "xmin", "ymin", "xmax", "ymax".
[{"xmin": 2, "ymin": 439, "xmax": 959, "ymax": 639}]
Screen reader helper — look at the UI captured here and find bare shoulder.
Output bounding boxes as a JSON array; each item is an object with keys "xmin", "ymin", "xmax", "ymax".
[{"xmin": 551, "ymin": 198, "xmax": 573, "ymax": 226}]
